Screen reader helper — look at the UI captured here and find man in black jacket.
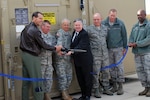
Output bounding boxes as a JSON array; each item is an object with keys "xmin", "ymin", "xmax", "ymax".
[
  {"xmin": 68, "ymin": 19, "xmax": 93, "ymax": 100},
  {"xmin": 20, "ymin": 11, "xmax": 62, "ymax": 100}
]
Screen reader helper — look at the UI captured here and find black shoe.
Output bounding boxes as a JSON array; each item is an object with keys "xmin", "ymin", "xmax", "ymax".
[
  {"xmin": 78, "ymin": 96, "xmax": 85, "ymax": 100},
  {"xmin": 72, "ymin": 98, "xmax": 79, "ymax": 100},
  {"xmin": 85, "ymin": 96, "xmax": 90, "ymax": 100}
]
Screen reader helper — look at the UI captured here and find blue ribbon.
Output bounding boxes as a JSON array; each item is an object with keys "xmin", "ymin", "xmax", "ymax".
[
  {"xmin": 91, "ymin": 46, "xmax": 128, "ymax": 75},
  {"xmin": 0, "ymin": 72, "xmax": 70, "ymax": 81},
  {"xmin": 101, "ymin": 46, "xmax": 128, "ymax": 70},
  {"xmin": 0, "ymin": 73, "xmax": 46, "ymax": 82},
  {"xmin": 0, "ymin": 46, "xmax": 128, "ymax": 81}
]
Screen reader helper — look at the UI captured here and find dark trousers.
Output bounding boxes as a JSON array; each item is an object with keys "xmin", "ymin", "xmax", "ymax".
[
  {"xmin": 21, "ymin": 52, "xmax": 44, "ymax": 100},
  {"xmin": 75, "ymin": 65, "xmax": 93, "ymax": 97}
]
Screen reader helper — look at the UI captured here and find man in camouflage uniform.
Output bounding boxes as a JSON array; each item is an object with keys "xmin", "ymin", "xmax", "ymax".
[
  {"xmin": 86, "ymin": 13, "xmax": 113, "ymax": 98},
  {"xmin": 40, "ymin": 20, "xmax": 56, "ymax": 100},
  {"xmin": 55, "ymin": 19, "xmax": 73, "ymax": 100},
  {"xmin": 102, "ymin": 9, "xmax": 127, "ymax": 95}
]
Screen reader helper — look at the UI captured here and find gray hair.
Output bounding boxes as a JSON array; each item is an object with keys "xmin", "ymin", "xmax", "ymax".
[
  {"xmin": 73, "ymin": 18, "xmax": 83, "ymax": 25},
  {"xmin": 61, "ymin": 18, "xmax": 70, "ymax": 24}
]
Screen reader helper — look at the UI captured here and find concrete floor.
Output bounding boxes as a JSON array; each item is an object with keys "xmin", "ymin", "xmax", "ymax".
[{"xmin": 54, "ymin": 74, "xmax": 150, "ymax": 100}]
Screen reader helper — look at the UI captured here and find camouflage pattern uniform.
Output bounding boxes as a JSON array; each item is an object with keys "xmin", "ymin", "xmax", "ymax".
[
  {"xmin": 102, "ymin": 17, "xmax": 127, "ymax": 83},
  {"xmin": 86, "ymin": 24, "xmax": 110, "ymax": 89},
  {"xmin": 55, "ymin": 29, "xmax": 72, "ymax": 91},
  {"xmin": 102, "ymin": 16, "xmax": 127, "ymax": 95},
  {"xmin": 108, "ymin": 47, "xmax": 125, "ymax": 82},
  {"xmin": 129, "ymin": 19, "xmax": 150, "ymax": 88},
  {"xmin": 40, "ymin": 32, "xmax": 56, "ymax": 93}
]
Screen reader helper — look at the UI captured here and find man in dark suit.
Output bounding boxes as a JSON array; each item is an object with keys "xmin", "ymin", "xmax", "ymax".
[{"xmin": 67, "ymin": 19, "xmax": 93, "ymax": 100}]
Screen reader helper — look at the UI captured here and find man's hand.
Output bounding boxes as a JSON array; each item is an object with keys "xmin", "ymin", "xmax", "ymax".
[
  {"xmin": 128, "ymin": 43, "xmax": 132, "ymax": 47},
  {"xmin": 55, "ymin": 45, "xmax": 62, "ymax": 53},
  {"xmin": 122, "ymin": 48, "xmax": 126, "ymax": 55},
  {"xmin": 65, "ymin": 51, "xmax": 73, "ymax": 56},
  {"xmin": 128, "ymin": 43, "xmax": 137, "ymax": 48}
]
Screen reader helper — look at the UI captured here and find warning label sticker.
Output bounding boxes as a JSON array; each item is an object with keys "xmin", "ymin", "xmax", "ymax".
[{"xmin": 43, "ymin": 12, "xmax": 56, "ymax": 25}]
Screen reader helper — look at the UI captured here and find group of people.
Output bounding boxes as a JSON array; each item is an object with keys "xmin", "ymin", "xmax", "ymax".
[{"xmin": 19, "ymin": 8, "xmax": 150, "ymax": 100}]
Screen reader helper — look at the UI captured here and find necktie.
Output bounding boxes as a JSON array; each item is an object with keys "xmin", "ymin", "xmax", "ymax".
[{"xmin": 72, "ymin": 32, "xmax": 78, "ymax": 42}]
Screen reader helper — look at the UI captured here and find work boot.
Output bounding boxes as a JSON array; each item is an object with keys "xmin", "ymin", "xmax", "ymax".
[
  {"xmin": 139, "ymin": 87, "xmax": 148, "ymax": 96},
  {"xmin": 103, "ymin": 86, "xmax": 113, "ymax": 95},
  {"xmin": 146, "ymin": 87, "xmax": 150, "ymax": 97},
  {"xmin": 110, "ymin": 82, "xmax": 118, "ymax": 93},
  {"xmin": 62, "ymin": 90, "xmax": 72, "ymax": 100},
  {"xmin": 93, "ymin": 88, "xmax": 101, "ymax": 98},
  {"xmin": 44, "ymin": 93, "xmax": 51, "ymax": 100},
  {"xmin": 117, "ymin": 82, "xmax": 124, "ymax": 95}
]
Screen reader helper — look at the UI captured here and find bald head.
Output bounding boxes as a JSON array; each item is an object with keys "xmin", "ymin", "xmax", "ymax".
[
  {"xmin": 137, "ymin": 9, "xmax": 146, "ymax": 15},
  {"xmin": 93, "ymin": 13, "xmax": 101, "ymax": 18},
  {"xmin": 93, "ymin": 13, "xmax": 102, "ymax": 27},
  {"xmin": 137, "ymin": 9, "xmax": 146, "ymax": 24}
]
